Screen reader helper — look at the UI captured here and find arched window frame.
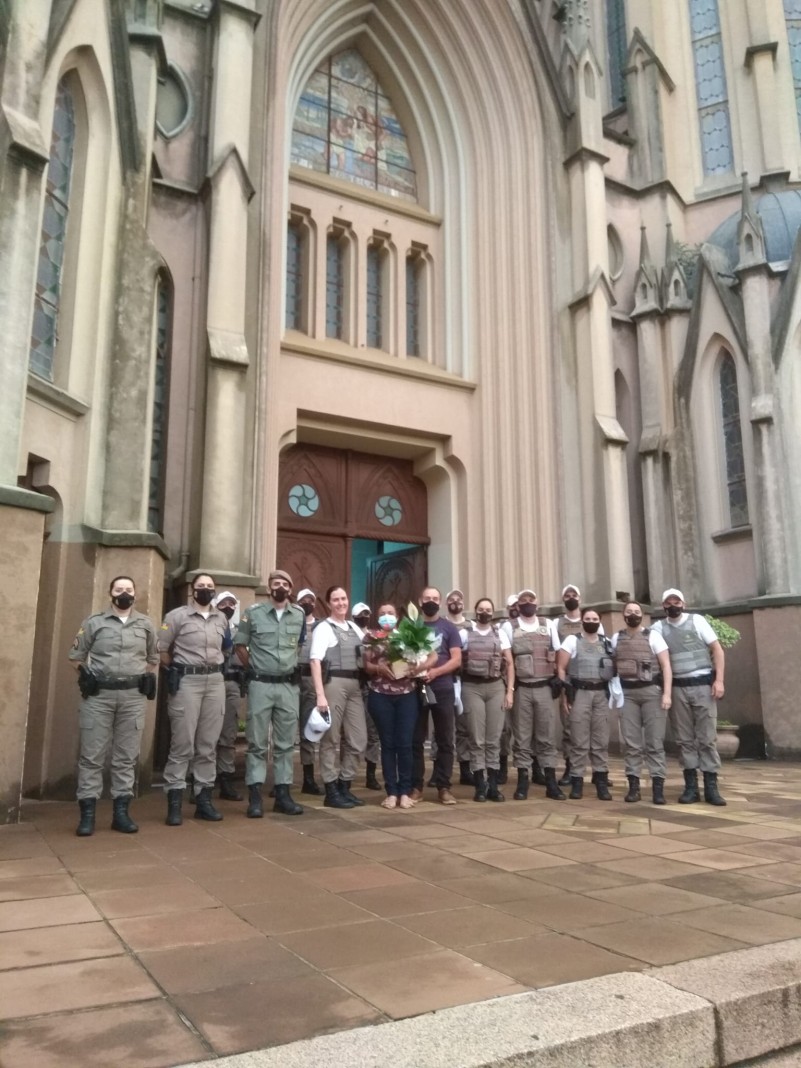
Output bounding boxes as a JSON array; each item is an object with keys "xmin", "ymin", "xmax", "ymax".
[
  {"xmin": 285, "ymin": 208, "xmax": 314, "ymax": 334},
  {"xmin": 605, "ymin": 0, "xmax": 628, "ymax": 110},
  {"xmin": 148, "ymin": 272, "xmax": 173, "ymax": 535},
  {"xmin": 325, "ymin": 223, "xmax": 354, "ymax": 343},
  {"xmin": 688, "ymin": 0, "xmax": 734, "ymax": 177},
  {"xmin": 716, "ymin": 350, "xmax": 749, "ymax": 528}
]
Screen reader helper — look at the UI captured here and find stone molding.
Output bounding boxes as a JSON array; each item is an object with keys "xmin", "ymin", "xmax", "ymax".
[
  {"xmin": 0, "ymin": 486, "xmax": 55, "ymax": 514},
  {"xmin": 81, "ymin": 524, "xmax": 170, "ymax": 559}
]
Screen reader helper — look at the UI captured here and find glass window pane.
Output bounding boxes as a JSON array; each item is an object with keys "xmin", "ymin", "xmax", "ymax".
[
  {"xmin": 366, "ymin": 245, "xmax": 382, "ymax": 349},
  {"xmin": 285, "ymin": 223, "xmax": 302, "ymax": 330},
  {"xmin": 688, "ymin": 0, "xmax": 733, "ymax": 176},
  {"xmin": 406, "ymin": 258, "xmax": 420, "ymax": 357},
  {"xmin": 326, "ymin": 235, "xmax": 344, "ymax": 340},
  {"xmin": 718, "ymin": 354, "xmax": 749, "ymax": 527}
]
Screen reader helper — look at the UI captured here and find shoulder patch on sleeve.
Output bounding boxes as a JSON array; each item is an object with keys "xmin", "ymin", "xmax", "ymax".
[
  {"xmin": 241, "ymin": 614, "xmax": 248, "ymax": 623},
  {"xmin": 160, "ymin": 623, "xmax": 170, "ymax": 630}
]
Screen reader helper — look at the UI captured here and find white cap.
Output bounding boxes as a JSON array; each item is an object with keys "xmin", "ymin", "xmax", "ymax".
[
  {"xmin": 661, "ymin": 588, "xmax": 685, "ymax": 603},
  {"xmin": 296, "ymin": 588, "xmax": 315, "ymax": 601},
  {"xmin": 561, "ymin": 584, "xmax": 581, "ymax": 598},
  {"xmin": 352, "ymin": 602, "xmax": 370, "ymax": 616},
  {"xmin": 518, "ymin": 588, "xmax": 537, "ymax": 598},
  {"xmin": 506, "ymin": 593, "xmax": 519, "ymax": 607},
  {"xmin": 303, "ymin": 707, "xmax": 331, "ymax": 742},
  {"xmin": 446, "ymin": 588, "xmax": 464, "ymax": 600},
  {"xmin": 212, "ymin": 590, "xmax": 239, "ymax": 627}
]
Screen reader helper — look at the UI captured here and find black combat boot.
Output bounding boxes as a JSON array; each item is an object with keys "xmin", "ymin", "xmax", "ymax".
[
  {"xmin": 365, "ymin": 762, "xmax": 382, "ymax": 791},
  {"xmin": 513, "ymin": 768, "xmax": 530, "ymax": 800},
  {"xmin": 497, "ymin": 756, "xmax": 508, "ymax": 785},
  {"xmin": 76, "ymin": 798, "xmax": 96, "ymax": 837},
  {"xmin": 165, "ymin": 789, "xmax": 183, "ymax": 826},
  {"xmin": 652, "ymin": 777, "xmax": 666, "ymax": 805},
  {"xmin": 569, "ymin": 776, "xmax": 584, "ymax": 800},
  {"xmin": 194, "ymin": 786, "xmax": 223, "ymax": 821},
  {"xmin": 217, "ymin": 773, "xmax": 242, "ymax": 801},
  {"xmin": 246, "ymin": 783, "xmax": 264, "ymax": 818},
  {"xmin": 678, "ymin": 768, "xmax": 700, "ymax": 804},
  {"xmin": 301, "ymin": 764, "xmax": 322, "ymax": 795},
  {"xmin": 703, "ymin": 771, "xmax": 727, "ymax": 807},
  {"xmin": 473, "ymin": 769, "xmax": 487, "ymax": 802},
  {"xmin": 624, "ymin": 775, "xmax": 641, "ymax": 803},
  {"xmin": 531, "ymin": 758, "xmax": 547, "ymax": 786},
  {"xmin": 324, "ymin": 780, "xmax": 355, "ymax": 808},
  {"xmin": 111, "ymin": 796, "xmax": 138, "ymax": 833},
  {"xmin": 487, "ymin": 767, "xmax": 505, "ymax": 802},
  {"xmin": 595, "ymin": 771, "xmax": 612, "ymax": 801},
  {"xmin": 544, "ymin": 766, "xmax": 566, "ymax": 801},
  {"xmin": 559, "ymin": 760, "xmax": 572, "ymax": 787},
  {"xmin": 339, "ymin": 780, "xmax": 365, "ymax": 807},
  {"xmin": 273, "ymin": 784, "xmax": 303, "ymax": 815},
  {"xmin": 459, "ymin": 760, "xmax": 474, "ymax": 785}
]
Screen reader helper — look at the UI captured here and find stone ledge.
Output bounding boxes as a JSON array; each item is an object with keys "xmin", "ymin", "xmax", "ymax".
[{"xmin": 178, "ymin": 940, "xmax": 801, "ymax": 1068}]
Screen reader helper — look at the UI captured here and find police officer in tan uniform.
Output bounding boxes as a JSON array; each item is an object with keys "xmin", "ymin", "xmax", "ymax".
[
  {"xmin": 296, "ymin": 587, "xmax": 322, "ymax": 795},
  {"xmin": 235, "ymin": 569, "xmax": 306, "ymax": 817},
  {"xmin": 69, "ymin": 576, "xmax": 159, "ymax": 837},
  {"xmin": 213, "ymin": 591, "xmax": 244, "ymax": 802},
  {"xmin": 158, "ymin": 574, "xmax": 229, "ymax": 826}
]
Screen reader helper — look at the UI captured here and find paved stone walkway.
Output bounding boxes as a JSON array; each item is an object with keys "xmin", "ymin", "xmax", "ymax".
[{"xmin": 4, "ymin": 759, "xmax": 801, "ymax": 1066}]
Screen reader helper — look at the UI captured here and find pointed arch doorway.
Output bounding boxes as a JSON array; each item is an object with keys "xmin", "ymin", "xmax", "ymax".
[{"xmin": 277, "ymin": 444, "xmax": 428, "ymax": 614}]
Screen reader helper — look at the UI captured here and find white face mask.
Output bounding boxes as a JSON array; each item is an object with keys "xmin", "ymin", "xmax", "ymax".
[{"xmin": 378, "ymin": 614, "xmax": 397, "ymax": 629}]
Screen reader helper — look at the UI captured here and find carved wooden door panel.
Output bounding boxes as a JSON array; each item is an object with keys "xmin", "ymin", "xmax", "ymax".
[
  {"xmin": 366, "ymin": 546, "xmax": 428, "ymax": 614},
  {"xmin": 276, "ymin": 533, "xmax": 348, "ymax": 618}
]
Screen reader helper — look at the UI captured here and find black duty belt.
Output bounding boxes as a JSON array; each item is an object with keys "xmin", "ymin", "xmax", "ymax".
[
  {"xmin": 620, "ymin": 679, "xmax": 661, "ymax": 689},
  {"xmin": 673, "ymin": 674, "xmax": 714, "ymax": 688},
  {"xmin": 224, "ymin": 672, "xmax": 242, "ymax": 681},
  {"xmin": 517, "ymin": 679, "xmax": 552, "ymax": 689},
  {"xmin": 252, "ymin": 672, "xmax": 298, "ymax": 684},
  {"xmin": 96, "ymin": 676, "xmax": 141, "ymax": 690},
  {"xmin": 178, "ymin": 664, "xmax": 223, "ymax": 676},
  {"xmin": 462, "ymin": 673, "xmax": 503, "ymax": 683},
  {"xmin": 571, "ymin": 679, "xmax": 607, "ymax": 691},
  {"xmin": 329, "ymin": 669, "xmax": 360, "ymax": 679}
]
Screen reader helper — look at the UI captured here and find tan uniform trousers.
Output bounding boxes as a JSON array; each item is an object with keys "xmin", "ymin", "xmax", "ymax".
[
  {"xmin": 163, "ymin": 673, "xmax": 225, "ymax": 794},
  {"xmin": 463, "ymin": 678, "xmax": 505, "ymax": 772},
  {"xmin": 512, "ymin": 683, "xmax": 559, "ymax": 769},
  {"xmin": 319, "ymin": 676, "xmax": 367, "ymax": 784},
  {"xmin": 364, "ymin": 691, "xmax": 381, "ymax": 764},
  {"xmin": 558, "ymin": 703, "xmax": 571, "ymax": 760},
  {"xmin": 77, "ymin": 690, "xmax": 146, "ymax": 800},
  {"xmin": 619, "ymin": 686, "xmax": 667, "ymax": 779},
  {"xmin": 568, "ymin": 689, "xmax": 610, "ymax": 778},
  {"xmin": 246, "ymin": 679, "xmax": 299, "ymax": 787},
  {"xmin": 670, "ymin": 682, "xmax": 721, "ymax": 772},
  {"xmin": 216, "ymin": 680, "xmax": 242, "ymax": 776},
  {"xmin": 298, "ymin": 677, "xmax": 317, "ymax": 766}
]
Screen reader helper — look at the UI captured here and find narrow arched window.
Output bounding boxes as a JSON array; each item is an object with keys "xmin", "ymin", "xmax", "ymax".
[
  {"xmin": 30, "ymin": 76, "xmax": 76, "ymax": 379},
  {"xmin": 719, "ymin": 353, "xmax": 749, "ymax": 527},
  {"xmin": 286, "ymin": 221, "xmax": 303, "ymax": 330},
  {"xmin": 406, "ymin": 254, "xmax": 424, "ymax": 358},
  {"xmin": 366, "ymin": 243, "xmax": 384, "ymax": 349},
  {"xmin": 688, "ymin": 0, "xmax": 733, "ymax": 175},
  {"xmin": 148, "ymin": 275, "xmax": 172, "ymax": 535},
  {"xmin": 326, "ymin": 234, "xmax": 345, "ymax": 340},
  {"xmin": 783, "ymin": 0, "xmax": 801, "ymax": 134},
  {"xmin": 606, "ymin": 0, "xmax": 628, "ymax": 108}
]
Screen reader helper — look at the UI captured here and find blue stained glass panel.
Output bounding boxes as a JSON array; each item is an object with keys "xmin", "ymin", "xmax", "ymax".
[
  {"xmin": 785, "ymin": 5, "xmax": 801, "ymax": 135},
  {"xmin": 719, "ymin": 354, "xmax": 749, "ymax": 527},
  {"xmin": 688, "ymin": 0, "xmax": 733, "ymax": 175}
]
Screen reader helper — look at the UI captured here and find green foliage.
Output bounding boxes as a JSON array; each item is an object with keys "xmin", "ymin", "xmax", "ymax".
[
  {"xmin": 387, "ymin": 615, "xmax": 436, "ymax": 659},
  {"xmin": 704, "ymin": 614, "xmax": 741, "ymax": 648}
]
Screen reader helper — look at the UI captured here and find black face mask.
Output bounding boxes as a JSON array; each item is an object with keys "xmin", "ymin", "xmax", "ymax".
[
  {"xmin": 271, "ymin": 587, "xmax": 289, "ymax": 603},
  {"xmin": 665, "ymin": 605, "xmax": 682, "ymax": 619},
  {"xmin": 447, "ymin": 602, "xmax": 462, "ymax": 614},
  {"xmin": 112, "ymin": 592, "xmax": 134, "ymax": 610},
  {"xmin": 582, "ymin": 621, "xmax": 600, "ymax": 634},
  {"xmin": 421, "ymin": 600, "xmax": 439, "ymax": 617},
  {"xmin": 508, "ymin": 607, "xmax": 520, "ymax": 620},
  {"xmin": 476, "ymin": 611, "xmax": 492, "ymax": 625},
  {"xmin": 300, "ymin": 601, "xmax": 314, "ymax": 616},
  {"xmin": 354, "ymin": 614, "xmax": 370, "ymax": 627},
  {"xmin": 519, "ymin": 603, "xmax": 538, "ymax": 618},
  {"xmin": 624, "ymin": 614, "xmax": 642, "ymax": 627},
  {"xmin": 220, "ymin": 605, "xmax": 235, "ymax": 620},
  {"xmin": 194, "ymin": 588, "xmax": 214, "ymax": 606},
  {"xmin": 564, "ymin": 597, "xmax": 580, "ymax": 612}
]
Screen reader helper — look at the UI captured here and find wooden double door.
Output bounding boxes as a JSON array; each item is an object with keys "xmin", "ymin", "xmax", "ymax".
[{"xmin": 277, "ymin": 445, "xmax": 428, "ymax": 615}]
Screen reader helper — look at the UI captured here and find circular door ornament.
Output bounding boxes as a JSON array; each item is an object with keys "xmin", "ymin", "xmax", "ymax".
[
  {"xmin": 288, "ymin": 483, "xmax": 319, "ymax": 517},
  {"xmin": 375, "ymin": 495, "xmax": 402, "ymax": 526}
]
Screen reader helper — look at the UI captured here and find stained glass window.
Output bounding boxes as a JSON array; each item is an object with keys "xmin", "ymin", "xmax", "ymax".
[
  {"xmin": 148, "ymin": 279, "xmax": 171, "ymax": 534},
  {"xmin": 291, "ymin": 47, "xmax": 417, "ymax": 202},
  {"xmin": 606, "ymin": 0, "xmax": 628, "ymax": 108},
  {"xmin": 375, "ymin": 496, "xmax": 402, "ymax": 526},
  {"xmin": 30, "ymin": 77, "xmax": 76, "ymax": 379},
  {"xmin": 286, "ymin": 222, "xmax": 303, "ymax": 330},
  {"xmin": 366, "ymin": 245, "xmax": 383, "ymax": 349},
  {"xmin": 326, "ymin": 235, "xmax": 344, "ymax": 340},
  {"xmin": 406, "ymin": 257, "xmax": 420, "ymax": 357},
  {"xmin": 784, "ymin": 0, "xmax": 801, "ymax": 133},
  {"xmin": 719, "ymin": 353, "xmax": 749, "ymax": 527},
  {"xmin": 689, "ymin": 0, "xmax": 733, "ymax": 175},
  {"xmin": 288, "ymin": 483, "xmax": 319, "ymax": 517}
]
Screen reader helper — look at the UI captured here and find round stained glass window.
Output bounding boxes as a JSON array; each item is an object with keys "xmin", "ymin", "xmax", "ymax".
[
  {"xmin": 288, "ymin": 483, "xmax": 319, "ymax": 517},
  {"xmin": 375, "ymin": 495, "xmax": 402, "ymax": 526}
]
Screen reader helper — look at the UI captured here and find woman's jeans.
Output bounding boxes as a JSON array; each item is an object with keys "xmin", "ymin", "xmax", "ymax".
[{"xmin": 367, "ymin": 690, "xmax": 419, "ymax": 796}]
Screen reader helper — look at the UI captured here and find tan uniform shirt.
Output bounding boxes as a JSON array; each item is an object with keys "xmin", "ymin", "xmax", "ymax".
[
  {"xmin": 158, "ymin": 604, "xmax": 228, "ymax": 666},
  {"xmin": 69, "ymin": 608, "xmax": 159, "ymax": 676}
]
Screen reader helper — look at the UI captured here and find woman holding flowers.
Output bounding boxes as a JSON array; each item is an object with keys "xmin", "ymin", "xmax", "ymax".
[{"xmin": 363, "ymin": 604, "xmax": 437, "ymax": 810}]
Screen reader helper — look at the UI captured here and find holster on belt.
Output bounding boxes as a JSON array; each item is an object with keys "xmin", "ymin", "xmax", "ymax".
[
  {"xmin": 165, "ymin": 665, "xmax": 182, "ymax": 696},
  {"xmin": 138, "ymin": 673, "xmax": 157, "ymax": 701},
  {"xmin": 78, "ymin": 665, "xmax": 99, "ymax": 699},
  {"xmin": 548, "ymin": 676, "xmax": 563, "ymax": 700},
  {"xmin": 562, "ymin": 680, "xmax": 576, "ymax": 704}
]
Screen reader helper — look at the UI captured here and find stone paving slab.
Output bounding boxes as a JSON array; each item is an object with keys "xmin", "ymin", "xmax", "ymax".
[{"xmin": 5, "ymin": 758, "xmax": 801, "ymax": 1065}]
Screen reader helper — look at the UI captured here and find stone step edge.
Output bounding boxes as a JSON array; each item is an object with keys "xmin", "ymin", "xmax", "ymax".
[{"xmin": 177, "ymin": 937, "xmax": 801, "ymax": 1068}]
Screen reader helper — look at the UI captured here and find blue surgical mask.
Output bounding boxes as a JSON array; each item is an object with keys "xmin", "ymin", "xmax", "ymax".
[{"xmin": 378, "ymin": 614, "xmax": 397, "ymax": 629}]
